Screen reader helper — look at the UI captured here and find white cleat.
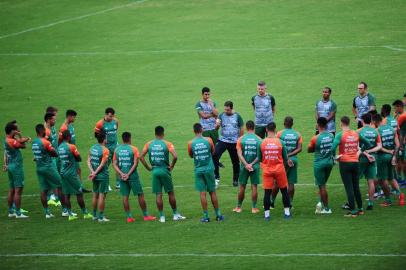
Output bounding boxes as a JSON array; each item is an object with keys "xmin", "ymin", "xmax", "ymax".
[
  {"xmin": 8, "ymin": 213, "xmax": 16, "ymax": 218},
  {"xmin": 16, "ymin": 214, "xmax": 29, "ymax": 219},
  {"xmin": 320, "ymin": 209, "xmax": 332, "ymax": 214},
  {"xmin": 98, "ymin": 217, "xmax": 110, "ymax": 223},
  {"xmin": 62, "ymin": 211, "xmax": 69, "ymax": 217},
  {"xmin": 173, "ymin": 214, "xmax": 186, "ymax": 221},
  {"xmin": 315, "ymin": 202, "xmax": 322, "ymax": 214},
  {"xmin": 159, "ymin": 216, "xmax": 166, "ymax": 223},
  {"xmin": 46, "ymin": 213, "xmax": 55, "ymax": 219}
]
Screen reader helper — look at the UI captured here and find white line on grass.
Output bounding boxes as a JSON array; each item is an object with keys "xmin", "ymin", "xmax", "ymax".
[
  {"xmin": 0, "ymin": 183, "xmax": 364, "ymax": 199},
  {"xmin": 0, "ymin": 45, "xmax": 405, "ymax": 56},
  {"xmin": 0, "ymin": 253, "xmax": 405, "ymax": 258},
  {"xmin": 0, "ymin": 0, "xmax": 147, "ymax": 40}
]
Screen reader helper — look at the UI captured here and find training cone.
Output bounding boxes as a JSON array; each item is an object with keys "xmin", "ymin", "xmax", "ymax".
[{"xmin": 399, "ymin": 193, "xmax": 405, "ymax": 206}]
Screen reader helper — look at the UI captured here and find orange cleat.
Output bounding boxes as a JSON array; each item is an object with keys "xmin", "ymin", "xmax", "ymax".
[
  {"xmin": 127, "ymin": 217, "xmax": 135, "ymax": 223},
  {"xmin": 143, "ymin": 215, "xmax": 156, "ymax": 221}
]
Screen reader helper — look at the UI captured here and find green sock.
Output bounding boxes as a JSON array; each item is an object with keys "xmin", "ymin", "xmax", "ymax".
[
  {"xmin": 172, "ymin": 208, "xmax": 177, "ymax": 215},
  {"xmin": 159, "ymin": 211, "xmax": 164, "ymax": 217},
  {"xmin": 237, "ymin": 200, "xmax": 243, "ymax": 207},
  {"xmin": 215, "ymin": 208, "xmax": 221, "ymax": 217},
  {"xmin": 8, "ymin": 207, "xmax": 14, "ymax": 214},
  {"xmin": 44, "ymin": 208, "xmax": 50, "ymax": 214},
  {"xmin": 126, "ymin": 211, "xmax": 132, "ymax": 218},
  {"xmin": 142, "ymin": 210, "xmax": 148, "ymax": 217},
  {"xmin": 98, "ymin": 211, "xmax": 104, "ymax": 219},
  {"xmin": 67, "ymin": 208, "xmax": 72, "ymax": 215},
  {"xmin": 15, "ymin": 208, "xmax": 21, "ymax": 215},
  {"xmin": 81, "ymin": 208, "xmax": 88, "ymax": 214},
  {"xmin": 92, "ymin": 209, "xmax": 97, "ymax": 217},
  {"xmin": 368, "ymin": 201, "xmax": 373, "ymax": 206},
  {"xmin": 203, "ymin": 210, "xmax": 209, "ymax": 218},
  {"xmin": 252, "ymin": 201, "xmax": 257, "ymax": 208}
]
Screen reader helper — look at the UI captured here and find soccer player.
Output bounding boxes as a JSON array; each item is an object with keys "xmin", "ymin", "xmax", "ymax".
[
  {"xmin": 332, "ymin": 116, "xmax": 371, "ymax": 217},
  {"xmin": 58, "ymin": 109, "xmax": 77, "ymax": 145},
  {"xmin": 357, "ymin": 113, "xmax": 382, "ymax": 210},
  {"xmin": 261, "ymin": 122, "xmax": 293, "ymax": 220},
  {"xmin": 315, "ymin": 87, "xmax": 337, "ymax": 135},
  {"xmin": 308, "ymin": 117, "xmax": 334, "ymax": 214},
  {"xmin": 44, "ymin": 112, "xmax": 58, "ymax": 150},
  {"xmin": 112, "ymin": 132, "xmax": 156, "ymax": 222},
  {"xmin": 393, "ymin": 99, "xmax": 406, "ymax": 187},
  {"xmin": 32, "ymin": 124, "xmax": 64, "ymax": 218},
  {"xmin": 272, "ymin": 116, "xmax": 302, "ymax": 206},
  {"xmin": 140, "ymin": 126, "xmax": 186, "ymax": 223},
  {"xmin": 87, "ymin": 131, "xmax": 110, "ymax": 222},
  {"xmin": 213, "ymin": 101, "xmax": 244, "ymax": 187},
  {"xmin": 352, "ymin": 82, "xmax": 376, "ymax": 129},
  {"xmin": 195, "ymin": 87, "xmax": 219, "ymax": 145},
  {"xmin": 188, "ymin": 123, "xmax": 224, "ymax": 222},
  {"xmin": 233, "ymin": 120, "xmax": 262, "ymax": 214},
  {"xmin": 251, "ymin": 80, "xmax": 275, "ymax": 138},
  {"xmin": 373, "ymin": 114, "xmax": 402, "ymax": 206},
  {"xmin": 95, "ymin": 107, "xmax": 120, "ymax": 189},
  {"xmin": 58, "ymin": 130, "xmax": 93, "ymax": 220},
  {"xmin": 3, "ymin": 121, "xmax": 30, "ymax": 218}
]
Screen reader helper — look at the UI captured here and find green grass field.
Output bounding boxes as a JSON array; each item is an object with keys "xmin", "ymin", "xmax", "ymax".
[{"xmin": 1, "ymin": 0, "xmax": 405, "ymax": 269}]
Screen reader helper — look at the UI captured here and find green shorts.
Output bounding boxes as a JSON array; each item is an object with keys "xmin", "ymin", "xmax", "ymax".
[
  {"xmin": 92, "ymin": 179, "xmax": 109, "ymax": 194},
  {"xmin": 377, "ymin": 156, "xmax": 394, "ymax": 181},
  {"xmin": 202, "ymin": 129, "xmax": 219, "ymax": 145},
  {"xmin": 7, "ymin": 166, "xmax": 24, "ymax": 189},
  {"xmin": 255, "ymin": 126, "xmax": 267, "ymax": 139},
  {"xmin": 120, "ymin": 179, "xmax": 144, "ymax": 196},
  {"xmin": 61, "ymin": 174, "xmax": 83, "ymax": 195},
  {"xmin": 152, "ymin": 168, "xmax": 174, "ymax": 194},
  {"xmin": 36, "ymin": 166, "xmax": 62, "ymax": 192},
  {"xmin": 359, "ymin": 161, "xmax": 377, "ymax": 180},
  {"xmin": 314, "ymin": 162, "xmax": 333, "ymax": 186},
  {"xmin": 107, "ymin": 145, "xmax": 117, "ymax": 166},
  {"xmin": 238, "ymin": 166, "xmax": 260, "ymax": 185},
  {"xmin": 195, "ymin": 170, "xmax": 216, "ymax": 192},
  {"xmin": 286, "ymin": 158, "xmax": 298, "ymax": 184}
]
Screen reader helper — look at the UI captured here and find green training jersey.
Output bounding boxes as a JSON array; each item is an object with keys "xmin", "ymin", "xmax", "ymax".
[
  {"xmin": 143, "ymin": 139, "xmax": 174, "ymax": 169},
  {"xmin": 358, "ymin": 126, "xmax": 380, "ymax": 162},
  {"xmin": 4, "ymin": 137, "xmax": 23, "ymax": 168},
  {"xmin": 95, "ymin": 118, "xmax": 118, "ymax": 149},
  {"xmin": 32, "ymin": 137, "xmax": 55, "ymax": 169},
  {"xmin": 277, "ymin": 128, "xmax": 302, "ymax": 161},
  {"xmin": 58, "ymin": 141, "xmax": 80, "ymax": 177},
  {"xmin": 377, "ymin": 124, "xmax": 396, "ymax": 160},
  {"xmin": 114, "ymin": 144, "xmax": 139, "ymax": 180},
  {"xmin": 236, "ymin": 133, "xmax": 262, "ymax": 168},
  {"xmin": 308, "ymin": 131, "xmax": 334, "ymax": 165},
  {"xmin": 89, "ymin": 144, "xmax": 110, "ymax": 180},
  {"xmin": 188, "ymin": 136, "xmax": 215, "ymax": 172}
]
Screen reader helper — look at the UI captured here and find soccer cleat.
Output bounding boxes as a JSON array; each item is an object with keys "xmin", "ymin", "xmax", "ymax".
[
  {"xmin": 16, "ymin": 213, "xmax": 29, "ymax": 219},
  {"xmin": 344, "ymin": 212, "xmax": 358, "ymax": 218},
  {"xmin": 62, "ymin": 211, "xmax": 69, "ymax": 217},
  {"xmin": 200, "ymin": 217, "xmax": 210, "ymax": 223},
  {"xmin": 215, "ymin": 215, "xmax": 225, "ymax": 221},
  {"xmin": 47, "ymin": 199, "xmax": 58, "ymax": 207},
  {"xmin": 315, "ymin": 202, "xmax": 322, "ymax": 214},
  {"xmin": 127, "ymin": 217, "xmax": 135, "ymax": 223},
  {"xmin": 284, "ymin": 214, "xmax": 292, "ymax": 219},
  {"xmin": 341, "ymin": 203, "xmax": 350, "ymax": 210},
  {"xmin": 8, "ymin": 213, "xmax": 16, "ymax": 218},
  {"xmin": 173, "ymin": 214, "xmax": 186, "ymax": 221},
  {"xmin": 232, "ymin": 180, "xmax": 238, "ymax": 187},
  {"xmin": 366, "ymin": 205, "xmax": 373, "ymax": 210},
  {"xmin": 159, "ymin": 216, "xmax": 166, "ymax": 223},
  {"xmin": 399, "ymin": 193, "xmax": 405, "ymax": 206},
  {"xmin": 380, "ymin": 201, "xmax": 392, "ymax": 207},
  {"xmin": 98, "ymin": 217, "xmax": 110, "ymax": 222},
  {"xmin": 20, "ymin": 208, "xmax": 29, "ymax": 214},
  {"xmin": 68, "ymin": 215, "xmax": 78, "ymax": 221},
  {"xmin": 232, "ymin": 207, "xmax": 242, "ymax": 213},
  {"xmin": 92, "ymin": 215, "xmax": 98, "ymax": 221},
  {"xmin": 358, "ymin": 210, "xmax": 365, "ymax": 215},
  {"xmin": 320, "ymin": 208, "xmax": 332, "ymax": 214},
  {"xmin": 251, "ymin": 208, "xmax": 260, "ymax": 214},
  {"xmin": 143, "ymin": 216, "xmax": 156, "ymax": 221},
  {"xmin": 83, "ymin": 213, "xmax": 93, "ymax": 219},
  {"xmin": 45, "ymin": 213, "xmax": 55, "ymax": 219}
]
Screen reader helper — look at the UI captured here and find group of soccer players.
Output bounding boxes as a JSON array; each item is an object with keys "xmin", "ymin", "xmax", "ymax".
[{"xmin": 3, "ymin": 81, "xmax": 405, "ymax": 222}]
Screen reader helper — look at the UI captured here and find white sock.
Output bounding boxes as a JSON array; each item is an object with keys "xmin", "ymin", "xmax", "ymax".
[
  {"xmin": 284, "ymin": 207, "xmax": 290, "ymax": 216},
  {"xmin": 264, "ymin": 210, "xmax": 270, "ymax": 218}
]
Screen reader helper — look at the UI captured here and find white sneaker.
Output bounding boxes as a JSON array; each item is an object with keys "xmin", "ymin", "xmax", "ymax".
[
  {"xmin": 70, "ymin": 212, "xmax": 77, "ymax": 217},
  {"xmin": 16, "ymin": 213, "xmax": 29, "ymax": 219},
  {"xmin": 159, "ymin": 216, "xmax": 166, "ymax": 223},
  {"xmin": 320, "ymin": 208, "xmax": 332, "ymax": 214},
  {"xmin": 62, "ymin": 211, "xmax": 69, "ymax": 217},
  {"xmin": 315, "ymin": 202, "xmax": 322, "ymax": 214},
  {"xmin": 108, "ymin": 185, "xmax": 112, "ymax": 191},
  {"xmin": 173, "ymin": 214, "xmax": 186, "ymax": 221},
  {"xmin": 98, "ymin": 217, "xmax": 110, "ymax": 222},
  {"xmin": 8, "ymin": 213, "xmax": 16, "ymax": 218},
  {"xmin": 46, "ymin": 213, "xmax": 55, "ymax": 219},
  {"xmin": 92, "ymin": 215, "xmax": 98, "ymax": 221}
]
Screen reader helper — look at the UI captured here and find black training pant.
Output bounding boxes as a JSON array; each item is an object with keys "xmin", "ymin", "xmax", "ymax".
[{"xmin": 213, "ymin": 140, "xmax": 240, "ymax": 182}]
